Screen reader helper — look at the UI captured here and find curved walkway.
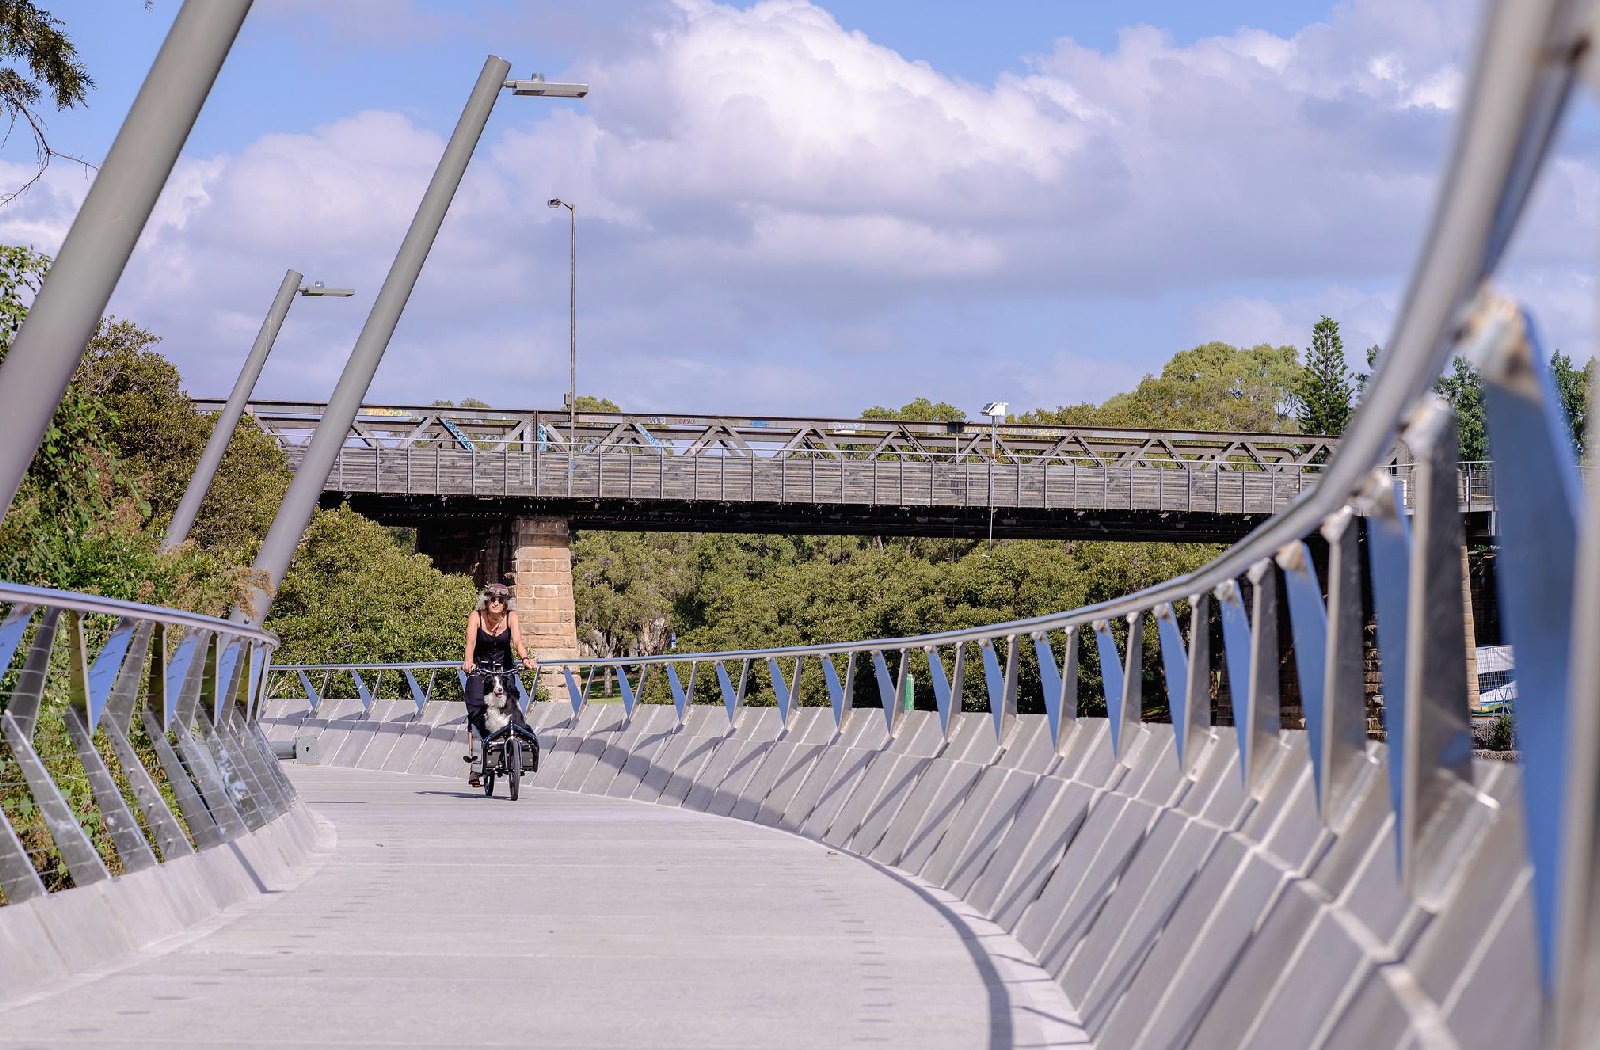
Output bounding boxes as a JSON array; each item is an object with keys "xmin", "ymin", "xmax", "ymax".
[{"xmin": 0, "ymin": 766, "xmax": 1083, "ymax": 1050}]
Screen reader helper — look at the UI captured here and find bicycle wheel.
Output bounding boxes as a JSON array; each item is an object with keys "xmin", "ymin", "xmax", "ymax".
[
  {"xmin": 507, "ymin": 737, "xmax": 522, "ymax": 801},
  {"xmin": 482, "ymin": 769, "xmax": 495, "ymax": 797}
]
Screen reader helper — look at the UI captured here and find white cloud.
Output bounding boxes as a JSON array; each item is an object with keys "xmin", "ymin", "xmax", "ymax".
[
  {"xmin": 1188, "ymin": 286, "xmax": 1397, "ymax": 358},
  {"xmin": 2, "ymin": 0, "xmax": 1592, "ymax": 418}
]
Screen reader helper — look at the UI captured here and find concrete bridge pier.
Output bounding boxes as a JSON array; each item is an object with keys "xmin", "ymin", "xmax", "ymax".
[{"xmin": 416, "ymin": 514, "xmax": 579, "ymax": 704}]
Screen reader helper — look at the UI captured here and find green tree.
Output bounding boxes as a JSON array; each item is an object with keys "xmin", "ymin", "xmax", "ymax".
[
  {"xmin": 1548, "ymin": 350, "xmax": 1591, "ymax": 457},
  {"xmin": 0, "ymin": 1, "xmax": 153, "ymax": 201},
  {"xmin": 1297, "ymin": 316, "xmax": 1352, "ymax": 435},
  {"xmin": 266, "ymin": 505, "xmax": 479, "ymax": 664},
  {"xmin": 73, "ymin": 316, "xmax": 292, "ymax": 555},
  {"xmin": 861, "ymin": 398, "xmax": 966, "ymax": 422},
  {"xmin": 1354, "ymin": 344, "xmax": 1382, "ymax": 398},
  {"xmin": 571, "ymin": 531, "xmax": 698, "ymax": 660},
  {"xmin": 0, "ymin": 250, "xmax": 259, "ymax": 609},
  {"xmin": 1023, "ymin": 342, "xmax": 1304, "ymax": 432},
  {"xmin": 0, "ymin": 242, "xmax": 45, "ymax": 340},
  {"xmin": 1434, "ymin": 356, "xmax": 1486, "ymax": 461}
]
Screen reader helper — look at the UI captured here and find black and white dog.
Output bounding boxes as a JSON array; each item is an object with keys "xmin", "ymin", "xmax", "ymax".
[{"xmin": 482, "ymin": 670, "xmax": 514, "ymax": 734}]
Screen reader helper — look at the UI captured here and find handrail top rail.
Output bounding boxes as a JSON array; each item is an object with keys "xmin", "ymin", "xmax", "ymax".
[
  {"xmin": 0, "ymin": 579, "xmax": 279, "ymax": 646},
  {"xmin": 271, "ymin": 661, "xmax": 462, "ymax": 671},
  {"xmin": 196, "ymin": 396, "xmax": 1342, "ymax": 445}
]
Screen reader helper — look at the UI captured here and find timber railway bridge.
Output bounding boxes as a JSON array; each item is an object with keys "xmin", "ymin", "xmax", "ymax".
[
  {"xmin": 210, "ymin": 397, "xmax": 1497, "ymax": 545},
  {"xmin": 216, "ymin": 398, "xmax": 1499, "ymax": 690},
  {"xmin": 0, "ymin": 2, "xmax": 1595, "ymax": 1049}
]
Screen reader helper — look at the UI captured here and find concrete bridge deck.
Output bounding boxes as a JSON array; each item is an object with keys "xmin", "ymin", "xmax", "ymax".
[{"xmin": 0, "ymin": 765, "xmax": 1082, "ymax": 1050}]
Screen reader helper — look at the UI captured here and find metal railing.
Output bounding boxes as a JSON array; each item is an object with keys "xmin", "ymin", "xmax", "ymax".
[
  {"xmin": 4, "ymin": 0, "xmax": 1596, "ymax": 1044},
  {"xmin": 265, "ymin": 2, "xmax": 1600, "ymax": 1044},
  {"xmin": 262, "ymin": 660, "xmax": 537, "ymax": 712},
  {"xmin": 0, "ymin": 583, "xmax": 290, "ymax": 901},
  {"xmin": 304, "ymin": 444, "xmax": 1501, "ymax": 515},
  {"xmin": 211, "ymin": 396, "xmax": 1345, "ymax": 467}
]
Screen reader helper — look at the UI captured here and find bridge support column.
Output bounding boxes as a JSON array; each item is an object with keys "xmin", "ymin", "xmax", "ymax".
[{"xmin": 511, "ymin": 516, "xmax": 579, "ymax": 704}]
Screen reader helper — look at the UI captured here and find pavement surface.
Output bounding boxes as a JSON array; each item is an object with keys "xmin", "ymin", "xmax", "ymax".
[{"xmin": 0, "ymin": 766, "xmax": 1086, "ymax": 1049}]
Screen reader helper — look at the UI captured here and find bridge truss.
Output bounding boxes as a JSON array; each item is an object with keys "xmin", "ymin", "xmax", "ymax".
[{"xmin": 210, "ymin": 399, "xmax": 1498, "ymax": 541}]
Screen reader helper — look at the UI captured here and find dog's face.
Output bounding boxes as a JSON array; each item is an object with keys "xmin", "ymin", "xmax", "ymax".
[{"xmin": 484, "ymin": 673, "xmax": 512, "ymax": 732}]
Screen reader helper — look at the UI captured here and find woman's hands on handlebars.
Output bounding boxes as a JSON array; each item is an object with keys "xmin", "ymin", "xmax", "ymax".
[{"xmin": 462, "ymin": 660, "xmax": 475, "ymax": 673}]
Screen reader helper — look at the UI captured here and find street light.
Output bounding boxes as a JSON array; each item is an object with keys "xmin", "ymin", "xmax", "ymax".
[
  {"xmin": 548, "ymin": 197, "xmax": 577, "ymax": 494},
  {"xmin": 299, "ymin": 280, "xmax": 355, "ymax": 297},
  {"xmin": 981, "ymin": 401, "xmax": 1008, "ymax": 551},
  {"xmin": 250, "ymin": 56, "xmax": 593, "ymax": 625},
  {"xmin": 162, "ymin": 269, "xmax": 355, "ymax": 550},
  {"xmin": 505, "ymin": 74, "xmax": 589, "ymax": 98}
]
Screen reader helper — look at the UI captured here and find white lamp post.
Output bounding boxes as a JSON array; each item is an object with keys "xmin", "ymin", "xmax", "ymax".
[
  {"xmin": 548, "ymin": 197, "xmax": 577, "ymax": 493},
  {"xmin": 981, "ymin": 401, "xmax": 1008, "ymax": 551}
]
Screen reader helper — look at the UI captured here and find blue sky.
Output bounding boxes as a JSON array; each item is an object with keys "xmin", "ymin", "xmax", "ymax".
[{"xmin": 0, "ymin": 0, "xmax": 1591, "ymax": 417}]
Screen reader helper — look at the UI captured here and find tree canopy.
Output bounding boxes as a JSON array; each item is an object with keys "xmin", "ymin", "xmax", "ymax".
[
  {"xmin": 0, "ymin": 1, "xmax": 130, "ymax": 201},
  {"xmin": 1020, "ymin": 341, "xmax": 1303, "ymax": 432},
  {"xmin": 1297, "ymin": 316, "xmax": 1353, "ymax": 436},
  {"xmin": 267, "ymin": 505, "xmax": 478, "ymax": 665},
  {"xmin": 861, "ymin": 398, "xmax": 966, "ymax": 422}
]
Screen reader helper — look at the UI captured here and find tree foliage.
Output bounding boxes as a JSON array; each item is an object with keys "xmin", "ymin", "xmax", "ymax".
[
  {"xmin": 266, "ymin": 505, "xmax": 479, "ymax": 665},
  {"xmin": 861, "ymin": 398, "xmax": 966, "ymax": 422},
  {"xmin": 1020, "ymin": 341, "xmax": 1303, "ymax": 432},
  {"xmin": 568, "ymin": 529, "xmax": 1216, "ymax": 711},
  {"xmin": 1549, "ymin": 350, "xmax": 1592, "ymax": 457},
  {"xmin": 1433, "ymin": 356, "xmax": 1487, "ymax": 461},
  {"xmin": 0, "ymin": 1, "xmax": 107, "ymax": 201},
  {"xmin": 1297, "ymin": 315, "xmax": 1352, "ymax": 436},
  {"xmin": 75, "ymin": 316, "xmax": 292, "ymax": 555},
  {"xmin": 0, "ymin": 248, "xmax": 257, "ymax": 609}
]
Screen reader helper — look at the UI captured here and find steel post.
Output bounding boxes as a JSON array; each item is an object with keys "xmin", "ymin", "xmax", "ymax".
[
  {"xmin": 241, "ymin": 54, "xmax": 512, "ymax": 623},
  {"xmin": 0, "ymin": 0, "xmax": 253, "ymax": 523},
  {"xmin": 162, "ymin": 268, "xmax": 302, "ymax": 550}
]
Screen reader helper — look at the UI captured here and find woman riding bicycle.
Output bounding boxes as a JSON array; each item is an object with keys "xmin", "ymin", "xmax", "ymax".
[{"xmin": 463, "ymin": 583, "xmax": 535, "ymax": 786}]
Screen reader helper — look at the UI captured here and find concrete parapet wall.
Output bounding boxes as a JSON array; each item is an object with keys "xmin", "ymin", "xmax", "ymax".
[
  {"xmin": 0, "ymin": 800, "xmax": 330, "ymax": 1006},
  {"xmin": 259, "ymin": 698, "xmax": 1538, "ymax": 1050}
]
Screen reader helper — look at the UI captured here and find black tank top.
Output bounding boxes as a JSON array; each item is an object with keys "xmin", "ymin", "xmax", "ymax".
[{"xmin": 475, "ymin": 621, "xmax": 514, "ymax": 669}]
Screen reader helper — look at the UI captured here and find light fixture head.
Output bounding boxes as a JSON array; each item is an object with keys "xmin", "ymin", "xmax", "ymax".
[
  {"xmin": 299, "ymin": 280, "xmax": 355, "ymax": 297},
  {"xmin": 547, "ymin": 199, "xmax": 563, "ymax": 209},
  {"xmin": 981, "ymin": 401, "xmax": 1008, "ymax": 418},
  {"xmin": 505, "ymin": 74, "xmax": 588, "ymax": 99}
]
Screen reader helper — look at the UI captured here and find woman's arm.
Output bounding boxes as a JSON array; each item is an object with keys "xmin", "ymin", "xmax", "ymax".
[
  {"xmin": 462, "ymin": 609, "xmax": 480, "ymax": 670},
  {"xmin": 508, "ymin": 610, "xmax": 534, "ymax": 668}
]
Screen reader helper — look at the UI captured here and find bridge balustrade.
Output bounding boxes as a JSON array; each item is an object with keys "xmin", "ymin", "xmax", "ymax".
[
  {"xmin": 306, "ymin": 443, "xmax": 1503, "ymax": 516},
  {"xmin": 314, "ymin": 445, "xmax": 1343, "ymax": 514},
  {"xmin": 3, "ymin": 0, "xmax": 1599, "ymax": 1045}
]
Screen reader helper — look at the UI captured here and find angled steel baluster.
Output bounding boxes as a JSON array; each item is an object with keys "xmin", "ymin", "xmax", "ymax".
[
  {"xmin": 925, "ymin": 643, "xmax": 964, "ymax": 739},
  {"xmin": 1557, "ymin": 319, "xmax": 1600, "ymax": 1050},
  {"xmin": 1244, "ymin": 559, "xmax": 1284, "ymax": 793},
  {"xmin": 1469, "ymin": 297, "xmax": 1583, "ymax": 997},
  {"xmin": 61, "ymin": 613, "xmax": 156, "ymax": 872},
  {"xmin": 0, "ymin": 609, "xmax": 110, "ymax": 887},
  {"xmin": 1092, "ymin": 617, "xmax": 1138, "ymax": 763},
  {"xmin": 820, "ymin": 652, "xmax": 855, "ymax": 730},
  {"xmin": 1359, "ymin": 470, "xmax": 1413, "ymax": 854},
  {"xmin": 1030, "ymin": 627, "xmax": 1077, "ymax": 751},
  {"xmin": 1398, "ymin": 398, "xmax": 1477, "ymax": 896},
  {"xmin": 1316, "ymin": 510, "xmax": 1375, "ymax": 827},
  {"xmin": 665, "ymin": 662, "xmax": 696, "ymax": 724},
  {"xmin": 0, "ymin": 608, "xmax": 54, "ymax": 898}
]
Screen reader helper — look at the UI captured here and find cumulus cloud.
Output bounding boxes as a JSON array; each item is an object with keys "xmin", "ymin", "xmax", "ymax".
[{"xmin": 0, "ymin": 0, "xmax": 1590, "ymax": 416}]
